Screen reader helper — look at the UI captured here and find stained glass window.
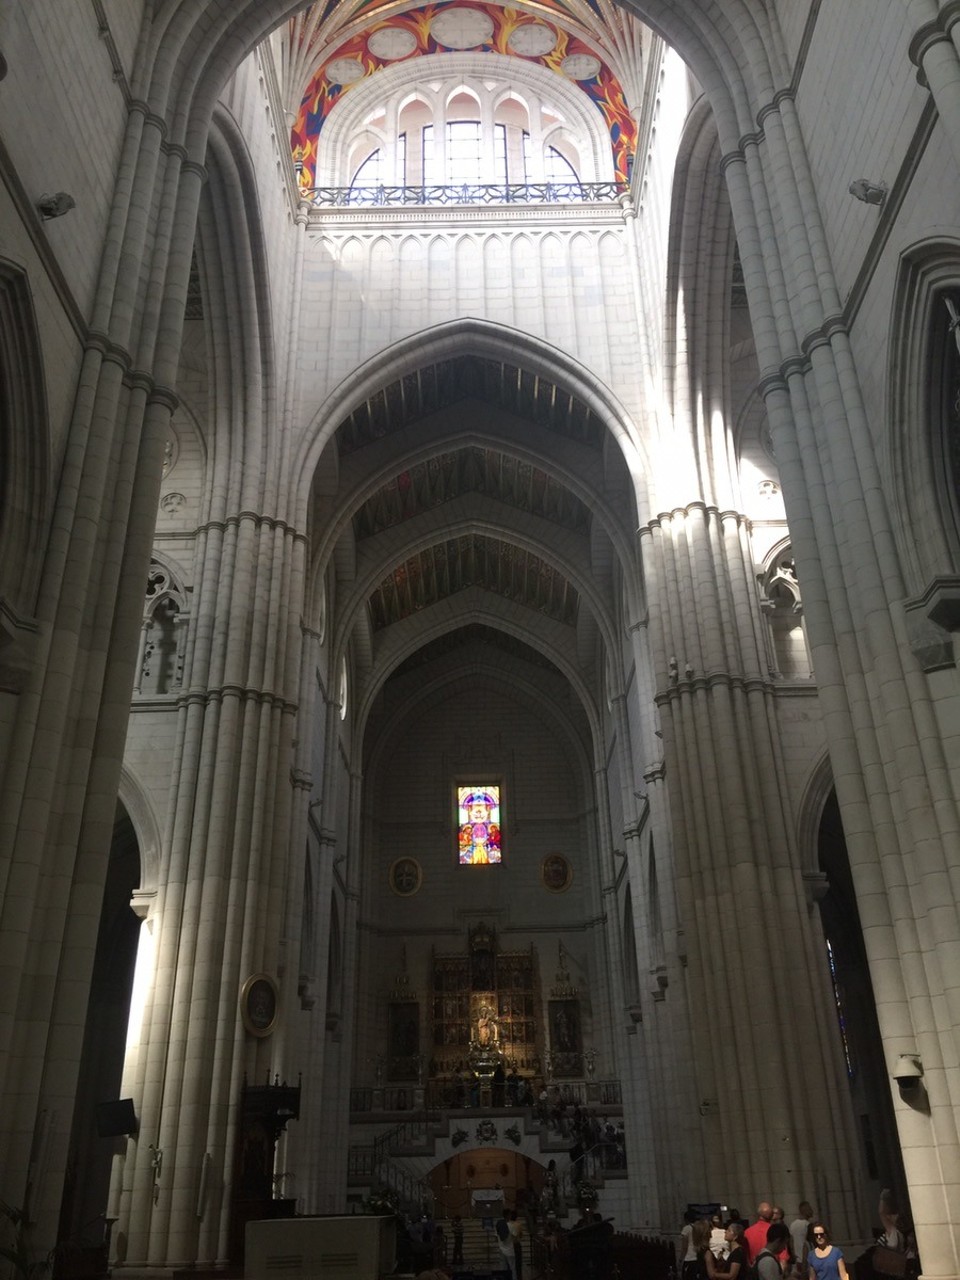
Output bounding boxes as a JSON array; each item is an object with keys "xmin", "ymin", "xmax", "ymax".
[{"xmin": 457, "ymin": 784, "xmax": 502, "ymax": 864}]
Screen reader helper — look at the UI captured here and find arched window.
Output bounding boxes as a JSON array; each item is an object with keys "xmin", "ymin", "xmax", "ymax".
[
  {"xmin": 422, "ymin": 121, "xmax": 511, "ymax": 185},
  {"xmin": 622, "ymin": 884, "xmax": 641, "ymax": 1010},
  {"xmin": 351, "ymin": 147, "xmax": 384, "ymax": 188},
  {"xmin": 315, "ymin": 61, "xmax": 614, "ymax": 197},
  {"xmin": 544, "ymin": 143, "xmax": 580, "ymax": 183},
  {"xmin": 137, "ymin": 560, "xmax": 188, "ymax": 696},
  {"xmin": 350, "ymin": 134, "xmax": 407, "ymax": 192},
  {"xmin": 759, "ymin": 545, "xmax": 812, "ymax": 680}
]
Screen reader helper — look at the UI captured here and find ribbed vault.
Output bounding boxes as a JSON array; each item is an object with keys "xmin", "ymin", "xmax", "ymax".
[
  {"xmin": 335, "ymin": 355, "xmax": 606, "ymax": 456},
  {"xmin": 368, "ymin": 533, "xmax": 579, "ymax": 630},
  {"xmin": 318, "ymin": 343, "xmax": 634, "ymax": 727},
  {"xmin": 352, "ymin": 448, "xmax": 591, "ymax": 542},
  {"xmin": 390, "ymin": 622, "xmax": 560, "ymax": 675}
]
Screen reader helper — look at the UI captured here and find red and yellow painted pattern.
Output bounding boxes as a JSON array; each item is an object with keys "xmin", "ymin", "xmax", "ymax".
[{"xmin": 291, "ymin": 1, "xmax": 635, "ymax": 183}]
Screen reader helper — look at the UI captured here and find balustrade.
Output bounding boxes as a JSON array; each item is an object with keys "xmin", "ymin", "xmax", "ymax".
[{"xmin": 306, "ymin": 181, "xmax": 628, "ymax": 208}]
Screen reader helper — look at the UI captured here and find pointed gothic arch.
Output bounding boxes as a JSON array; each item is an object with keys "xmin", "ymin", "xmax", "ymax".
[
  {"xmin": 0, "ymin": 259, "xmax": 50, "ymax": 614},
  {"xmin": 295, "ymin": 316, "xmax": 650, "ymax": 522},
  {"xmin": 887, "ymin": 238, "xmax": 960, "ymax": 586}
]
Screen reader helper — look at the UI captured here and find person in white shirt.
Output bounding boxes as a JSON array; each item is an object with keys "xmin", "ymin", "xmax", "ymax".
[{"xmin": 789, "ymin": 1202, "xmax": 814, "ymax": 1274}]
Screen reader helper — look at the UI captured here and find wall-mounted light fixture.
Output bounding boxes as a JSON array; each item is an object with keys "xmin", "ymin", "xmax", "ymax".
[
  {"xmin": 37, "ymin": 192, "xmax": 76, "ymax": 220},
  {"xmin": 892, "ymin": 1053, "xmax": 923, "ymax": 1097},
  {"xmin": 849, "ymin": 178, "xmax": 887, "ymax": 206}
]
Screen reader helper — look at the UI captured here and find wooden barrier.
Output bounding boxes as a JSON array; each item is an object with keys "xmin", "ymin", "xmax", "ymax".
[{"xmin": 531, "ymin": 1224, "xmax": 675, "ymax": 1280}]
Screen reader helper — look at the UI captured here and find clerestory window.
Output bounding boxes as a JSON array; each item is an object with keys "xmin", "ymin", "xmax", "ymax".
[
  {"xmin": 350, "ymin": 133, "xmax": 406, "ymax": 191},
  {"xmin": 317, "ymin": 67, "xmax": 613, "ymax": 205},
  {"xmin": 421, "ymin": 121, "xmax": 515, "ymax": 185}
]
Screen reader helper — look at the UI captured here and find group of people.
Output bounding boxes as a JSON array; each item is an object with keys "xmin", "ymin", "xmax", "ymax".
[
  {"xmin": 681, "ymin": 1202, "xmax": 848, "ymax": 1280},
  {"xmin": 430, "ymin": 1064, "xmax": 536, "ymax": 1108},
  {"xmin": 537, "ymin": 1089, "xmax": 627, "ymax": 1171}
]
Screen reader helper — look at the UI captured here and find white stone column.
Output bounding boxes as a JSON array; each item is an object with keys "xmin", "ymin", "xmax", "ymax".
[
  {"xmin": 705, "ymin": 43, "xmax": 960, "ymax": 1254},
  {"xmin": 906, "ymin": 0, "xmax": 960, "ymax": 174},
  {"xmin": 0, "ymin": 92, "xmax": 204, "ymax": 1242},
  {"xmin": 293, "ymin": 692, "xmax": 344, "ymax": 1213}
]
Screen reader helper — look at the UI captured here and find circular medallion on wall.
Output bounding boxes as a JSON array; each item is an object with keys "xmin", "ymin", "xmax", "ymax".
[
  {"xmin": 325, "ymin": 57, "xmax": 366, "ymax": 85},
  {"xmin": 560, "ymin": 53, "xmax": 601, "ymax": 81},
  {"xmin": 541, "ymin": 853, "xmax": 573, "ymax": 892},
  {"xmin": 430, "ymin": 8, "xmax": 495, "ymax": 48},
  {"xmin": 240, "ymin": 973, "xmax": 279, "ymax": 1037},
  {"xmin": 507, "ymin": 23, "xmax": 558, "ymax": 56},
  {"xmin": 389, "ymin": 856, "xmax": 422, "ymax": 896},
  {"xmin": 368, "ymin": 27, "xmax": 419, "ymax": 60}
]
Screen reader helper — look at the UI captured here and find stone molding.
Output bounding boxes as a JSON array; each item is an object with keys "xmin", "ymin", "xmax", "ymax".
[
  {"xmin": 903, "ymin": 575, "xmax": 960, "ymax": 671},
  {"xmin": 0, "ymin": 596, "xmax": 38, "ymax": 693}
]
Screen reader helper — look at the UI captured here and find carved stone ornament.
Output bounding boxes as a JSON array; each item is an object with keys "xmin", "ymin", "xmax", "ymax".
[
  {"xmin": 540, "ymin": 853, "xmax": 573, "ymax": 892},
  {"xmin": 160, "ymin": 491, "xmax": 186, "ymax": 516},
  {"xmin": 389, "ymin": 857, "xmax": 422, "ymax": 896},
  {"xmin": 903, "ymin": 576, "xmax": 960, "ymax": 671}
]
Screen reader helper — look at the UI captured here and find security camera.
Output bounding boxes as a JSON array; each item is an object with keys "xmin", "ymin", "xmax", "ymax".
[{"xmin": 892, "ymin": 1054, "xmax": 923, "ymax": 1093}]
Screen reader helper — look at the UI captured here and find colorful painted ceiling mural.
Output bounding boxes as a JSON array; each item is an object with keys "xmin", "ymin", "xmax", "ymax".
[{"xmin": 290, "ymin": 1, "xmax": 636, "ymax": 184}]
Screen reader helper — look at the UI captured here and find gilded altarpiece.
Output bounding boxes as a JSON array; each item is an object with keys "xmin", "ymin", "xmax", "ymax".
[{"xmin": 430, "ymin": 926, "xmax": 540, "ymax": 1076}]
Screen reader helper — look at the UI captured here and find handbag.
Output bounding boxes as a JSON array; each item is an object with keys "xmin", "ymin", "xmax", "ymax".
[{"xmin": 873, "ymin": 1246, "xmax": 908, "ymax": 1278}]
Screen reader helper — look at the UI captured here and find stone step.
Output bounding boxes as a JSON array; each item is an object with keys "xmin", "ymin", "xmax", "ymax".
[{"xmin": 440, "ymin": 1216, "xmax": 528, "ymax": 1271}]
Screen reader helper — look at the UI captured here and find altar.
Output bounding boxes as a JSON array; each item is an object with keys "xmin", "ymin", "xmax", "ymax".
[{"xmin": 470, "ymin": 1187, "xmax": 505, "ymax": 1217}]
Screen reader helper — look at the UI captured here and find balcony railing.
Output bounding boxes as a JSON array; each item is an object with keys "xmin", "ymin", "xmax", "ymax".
[
  {"xmin": 349, "ymin": 1078, "xmax": 622, "ymax": 1113},
  {"xmin": 306, "ymin": 181, "xmax": 628, "ymax": 208}
]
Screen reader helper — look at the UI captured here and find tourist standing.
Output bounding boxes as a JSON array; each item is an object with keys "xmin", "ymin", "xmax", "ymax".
[
  {"xmin": 744, "ymin": 1204, "xmax": 775, "ymax": 1264},
  {"xmin": 789, "ymin": 1202, "xmax": 814, "ymax": 1274},
  {"xmin": 807, "ymin": 1224, "xmax": 848, "ymax": 1280}
]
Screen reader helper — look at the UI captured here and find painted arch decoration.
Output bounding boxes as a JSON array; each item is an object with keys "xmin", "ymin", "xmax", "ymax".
[{"xmin": 290, "ymin": 1, "xmax": 636, "ymax": 183}]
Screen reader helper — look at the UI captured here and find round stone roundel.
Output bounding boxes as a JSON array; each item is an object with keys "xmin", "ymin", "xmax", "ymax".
[
  {"xmin": 368, "ymin": 27, "xmax": 419, "ymax": 60},
  {"xmin": 430, "ymin": 8, "xmax": 496, "ymax": 48},
  {"xmin": 507, "ymin": 23, "xmax": 558, "ymax": 56},
  {"xmin": 561, "ymin": 53, "xmax": 601, "ymax": 80},
  {"xmin": 326, "ymin": 57, "xmax": 366, "ymax": 85}
]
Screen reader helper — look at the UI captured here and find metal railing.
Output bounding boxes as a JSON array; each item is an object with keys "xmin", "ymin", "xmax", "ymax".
[
  {"xmin": 372, "ymin": 1114, "xmax": 433, "ymax": 1164},
  {"xmin": 349, "ymin": 1078, "xmax": 623, "ymax": 1113},
  {"xmin": 306, "ymin": 181, "xmax": 628, "ymax": 208}
]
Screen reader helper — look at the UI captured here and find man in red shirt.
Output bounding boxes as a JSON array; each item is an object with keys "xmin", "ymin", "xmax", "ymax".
[{"xmin": 744, "ymin": 1203, "xmax": 775, "ymax": 1263}]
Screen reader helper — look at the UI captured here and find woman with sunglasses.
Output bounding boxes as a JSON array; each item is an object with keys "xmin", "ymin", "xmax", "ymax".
[{"xmin": 808, "ymin": 1224, "xmax": 848, "ymax": 1280}]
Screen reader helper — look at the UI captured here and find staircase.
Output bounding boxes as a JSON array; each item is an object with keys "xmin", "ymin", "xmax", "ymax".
[{"xmin": 443, "ymin": 1218, "xmax": 527, "ymax": 1276}]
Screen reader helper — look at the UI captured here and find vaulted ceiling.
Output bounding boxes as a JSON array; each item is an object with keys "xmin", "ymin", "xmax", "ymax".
[{"xmin": 321, "ymin": 349, "xmax": 632, "ymax": 723}]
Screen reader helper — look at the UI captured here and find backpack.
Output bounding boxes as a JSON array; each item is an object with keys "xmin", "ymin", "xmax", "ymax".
[
  {"xmin": 750, "ymin": 1248, "xmax": 778, "ymax": 1280},
  {"xmin": 496, "ymin": 1218, "xmax": 510, "ymax": 1241}
]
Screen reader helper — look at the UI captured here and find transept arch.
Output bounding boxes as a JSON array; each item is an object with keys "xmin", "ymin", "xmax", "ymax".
[
  {"xmin": 886, "ymin": 238, "xmax": 960, "ymax": 588},
  {"xmin": 117, "ymin": 764, "xmax": 164, "ymax": 906},
  {"xmin": 330, "ymin": 517, "xmax": 620, "ymax": 674},
  {"xmin": 353, "ymin": 596, "xmax": 603, "ymax": 744},
  {"xmin": 295, "ymin": 316, "xmax": 650, "ymax": 524},
  {"xmin": 363, "ymin": 650, "xmax": 594, "ymax": 788},
  {"xmin": 311, "ymin": 415, "xmax": 639, "ymax": 611}
]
